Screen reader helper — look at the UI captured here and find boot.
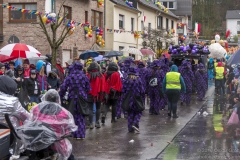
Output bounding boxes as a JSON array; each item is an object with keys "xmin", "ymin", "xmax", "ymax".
[
  {"xmin": 101, "ymin": 116, "xmax": 105, "ymax": 124},
  {"xmin": 89, "ymin": 123, "xmax": 94, "ymax": 129},
  {"xmin": 173, "ymin": 114, "xmax": 178, "ymax": 118},
  {"xmin": 95, "ymin": 121, "xmax": 101, "ymax": 128}
]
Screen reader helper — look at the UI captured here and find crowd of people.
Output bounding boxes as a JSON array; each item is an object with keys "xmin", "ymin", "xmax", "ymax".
[{"xmin": 0, "ymin": 54, "xmax": 210, "ymax": 141}]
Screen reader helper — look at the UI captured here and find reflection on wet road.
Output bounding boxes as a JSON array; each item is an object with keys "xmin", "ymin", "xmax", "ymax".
[{"xmin": 158, "ymin": 81, "xmax": 240, "ymax": 160}]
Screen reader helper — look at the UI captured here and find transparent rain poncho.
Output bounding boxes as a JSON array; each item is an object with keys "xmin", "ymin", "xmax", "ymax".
[{"xmin": 17, "ymin": 89, "xmax": 77, "ymax": 160}]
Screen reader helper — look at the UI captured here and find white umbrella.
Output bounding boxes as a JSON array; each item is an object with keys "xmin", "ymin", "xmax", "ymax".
[
  {"xmin": 121, "ymin": 47, "xmax": 143, "ymax": 56},
  {"xmin": 0, "ymin": 43, "xmax": 41, "ymax": 58}
]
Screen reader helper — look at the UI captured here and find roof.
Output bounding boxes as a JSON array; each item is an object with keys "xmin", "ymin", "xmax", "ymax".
[
  {"xmin": 138, "ymin": 0, "xmax": 178, "ymax": 19},
  {"xmin": 169, "ymin": 0, "xmax": 192, "ymax": 16},
  {"xmin": 226, "ymin": 10, "xmax": 240, "ymax": 19},
  {"xmin": 110, "ymin": 0, "xmax": 141, "ymax": 13}
]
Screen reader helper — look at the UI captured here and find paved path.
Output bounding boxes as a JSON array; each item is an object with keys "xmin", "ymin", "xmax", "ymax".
[{"xmin": 71, "ymin": 84, "xmax": 213, "ymax": 160}]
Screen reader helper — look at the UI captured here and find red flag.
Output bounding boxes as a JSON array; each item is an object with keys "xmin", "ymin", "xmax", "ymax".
[{"xmin": 198, "ymin": 23, "xmax": 201, "ymax": 33}]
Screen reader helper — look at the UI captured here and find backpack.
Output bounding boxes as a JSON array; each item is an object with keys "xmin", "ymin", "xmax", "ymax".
[{"xmin": 149, "ymin": 72, "xmax": 158, "ymax": 87}]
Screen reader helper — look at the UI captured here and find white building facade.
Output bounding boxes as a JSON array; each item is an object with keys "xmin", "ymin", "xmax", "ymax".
[
  {"xmin": 226, "ymin": 10, "xmax": 240, "ymax": 37},
  {"xmin": 105, "ymin": 0, "xmax": 178, "ymax": 60}
]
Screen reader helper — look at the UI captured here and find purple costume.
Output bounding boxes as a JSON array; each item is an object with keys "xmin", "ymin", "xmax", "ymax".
[
  {"xmin": 116, "ymin": 58, "xmax": 135, "ymax": 118},
  {"xmin": 159, "ymin": 58, "xmax": 170, "ymax": 106},
  {"xmin": 179, "ymin": 60, "xmax": 194, "ymax": 105},
  {"xmin": 147, "ymin": 60, "xmax": 165, "ymax": 114},
  {"xmin": 59, "ymin": 61, "xmax": 90, "ymax": 138},
  {"xmin": 195, "ymin": 63, "xmax": 208, "ymax": 100},
  {"xmin": 121, "ymin": 67, "xmax": 144, "ymax": 132}
]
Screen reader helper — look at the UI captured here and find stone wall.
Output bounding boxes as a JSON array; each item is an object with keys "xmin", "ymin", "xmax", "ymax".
[{"xmin": 1, "ymin": 0, "xmax": 104, "ymax": 62}]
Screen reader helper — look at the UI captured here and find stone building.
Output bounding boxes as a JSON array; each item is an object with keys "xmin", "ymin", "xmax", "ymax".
[{"xmin": 0, "ymin": 0, "xmax": 104, "ymax": 66}]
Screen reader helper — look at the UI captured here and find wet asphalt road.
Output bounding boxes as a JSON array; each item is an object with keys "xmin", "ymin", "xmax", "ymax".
[
  {"xmin": 70, "ymin": 83, "xmax": 213, "ymax": 160},
  {"xmin": 157, "ymin": 81, "xmax": 240, "ymax": 160}
]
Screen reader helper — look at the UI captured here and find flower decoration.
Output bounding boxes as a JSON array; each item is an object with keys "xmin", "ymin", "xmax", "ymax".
[
  {"xmin": 134, "ymin": 31, "xmax": 140, "ymax": 39},
  {"xmin": 98, "ymin": 0, "xmax": 104, "ymax": 7},
  {"xmin": 141, "ymin": 30, "xmax": 148, "ymax": 38},
  {"xmin": 96, "ymin": 28, "xmax": 105, "ymax": 47},
  {"xmin": 84, "ymin": 22, "xmax": 92, "ymax": 38},
  {"xmin": 125, "ymin": 0, "xmax": 133, "ymax": 7},
  {"xmin": 154, "ymin": 2, "xmax": 168, "ymax": 13}
]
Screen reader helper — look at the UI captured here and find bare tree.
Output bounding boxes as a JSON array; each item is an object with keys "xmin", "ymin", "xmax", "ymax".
[
  {"xmin": 36, "ymin": 0, "xmax": 72, "ymax": 68},
  {"xmin": 143, "ymin": 27, "xmax": 174, "ymax": 58}
]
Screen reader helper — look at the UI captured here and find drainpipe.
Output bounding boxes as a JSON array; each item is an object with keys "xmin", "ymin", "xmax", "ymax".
[{"xmin": 137, "ymin": 11, "xmax": 141, "ymax": 60}]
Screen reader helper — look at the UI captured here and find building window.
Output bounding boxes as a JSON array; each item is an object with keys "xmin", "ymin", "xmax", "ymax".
[
  {"xmin": 131, "ymin": 18, "xmax": 134, "ymax": 31},
  {"xmin": 171, "ymin": 20, "xmax": 174, "ymax": 29},
  {"xmin": 91, "ymin": 10, "xmax": 103, "ymax": 27},
  {"xmin": 0, "ymin": 0, "xmax": 2, "ymax": 34},
  {"xmin": 85, "ymin": 11, "xmax": 88, "ymax": 22},
  {"xmin": 163, "ymin": 2, "xmax": 168, "ymax": 7},
  {"xmin": 169, "ymin": 2, "xmax": 174, "ymax": 9},
  {"xmin": 119, "ymin": 14, "xmax": 124, "ymax": 29},
  {"xmin": 157, "ymin": 16, "xmax": 163, "ymax": 29},
  {"xmin": 166, "ymin": 18, "xmax": 169, "ymax": 29},
  {"xmin": 63, "ymin": 6, "xmax": 72, "ymax": 20},
  {"xmin": 9, "ymin": 3, "xmax": 37, "ymax": 22},
  {"xmin": 141, "ymin": 21, "xmax": 144, "ymax": 31},
  {"xmin": 148, "ymin": 23, "xmax": 151, "ymax": 32},
  {"xmin": 119, "ymin": 46, "xmax": 124, "ymax": 52}
]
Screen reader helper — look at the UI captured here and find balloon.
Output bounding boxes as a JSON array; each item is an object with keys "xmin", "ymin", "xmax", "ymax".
[
  {"xmin": 85, "ymin": 34, "xmax": 88, "ymax": 38},
  {"xmin": 85, "ymin": 22, "xmax": 89, "ymax": 25},
  {"xmin": 192, "ymin": 50, "xmax": 196, "ymax": 54},
  {"xmin": 89, "ymin": 34, "xmax": 92, "ymax": 37},
  {"xmin": 47, "ymin": 16, "xmax": 52, "ymax": 20},
  {"xmin": 42, "ymin": 16, "xmax": 47, "ymax": 23},
  {"xmin": 180, "ymin": 46, "xmax": 184, "ymax": 50},
  {"xmin": 46, "ymin": 19, "xmax": 51, "ymax": 24},
  {"xmin": 67, "ymin": 23, "xmax": 71, "ymax": 27},
  {"xmin": 88, "ymin": 32, "xmax": 91, "ymax": 35}
]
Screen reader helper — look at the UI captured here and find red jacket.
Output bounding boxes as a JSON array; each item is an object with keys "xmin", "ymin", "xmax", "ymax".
[{"xmin": 104, "ymin": 72, "xmax": 122, "ymax": 94}]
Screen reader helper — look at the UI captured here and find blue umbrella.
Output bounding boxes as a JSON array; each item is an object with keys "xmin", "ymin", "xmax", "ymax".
[
  {"xmin": 79, "ymin": 50, "xmax": 99, "ymax": 60},
  {"xmin": 227, "ymin": 50, "xmax": 239, "ymax": 65},
  {"xmin": 94, "ymin": 55, "xmax": 106, "ymax": 61},
  {"xmin": 104, "ymin": 50, "xmax": 123, "ymax": 57}
]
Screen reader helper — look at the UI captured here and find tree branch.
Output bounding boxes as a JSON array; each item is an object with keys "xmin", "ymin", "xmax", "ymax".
[
  {"xmin": 56, "ymin": 26, "xmax": 67, "ymax": 44},
  {"xmin": 56, "ymin": 28, "xmax": 71, "ymax": 47},
  {"xmin": 56, "ymin": 0, "xmax": 68, "ymax": 28},
  {"xmin": 38, "ymin": 15, "xmax": 53, "ymax": 48}
]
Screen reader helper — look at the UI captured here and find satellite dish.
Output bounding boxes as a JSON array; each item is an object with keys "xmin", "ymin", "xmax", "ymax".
[{"xmin": 8, "ymin": 35, "xmax": 20, "ymax": 44}]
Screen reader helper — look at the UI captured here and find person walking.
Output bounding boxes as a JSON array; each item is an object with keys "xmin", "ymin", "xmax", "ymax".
[
  {"xmin": 195, "ymin": 63, "xmax": 208, "ymax": 101},
  {"xmin": 59, "ymin": 61, "xmax": 90, "ymax": 139},
  {"xmin": 86, "ymin": 62, "xmax": 106, "ymax": 129},
  {"xmin": 121, "ymin": 67, "xmax": 144, "ymax": 133},
  {"xmin": 101, "ymin": 62, "xmax": 122, "ymax": 123},
  {"xmin": 215, "ymin": 62, "xmax": 226, "ymax": 95},
  {"xmin": 208, "ymin": 57, "xmax": 214, "ymax": 80},
  {"xmin": 162, "ymin": 65, "xmax": 186, "ymax": 118},
  {"xmin": 147, "ymin": 60, "xmax": 165, "ymax": 115},
  {"xmin": 179, "ymin": 60, "xmax": 194, "ymax": 106}
]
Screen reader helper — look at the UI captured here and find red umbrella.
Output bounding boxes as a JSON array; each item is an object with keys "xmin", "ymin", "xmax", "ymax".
[
  {"xmin": 0, "ymin": 55, "xmax": 16, "ymax": 63},
  {"xmin": 0, "ymin": 43, "xmax": 41, "ymax": 60},
  {"xmin": 140, "ymin": 49, "xmax": 155, "ymax": 55}
]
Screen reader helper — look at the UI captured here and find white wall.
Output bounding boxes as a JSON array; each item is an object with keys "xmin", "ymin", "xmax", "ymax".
[{"xmin": 226, "ymin": 19, "xmax": 240, "ymax": 36}]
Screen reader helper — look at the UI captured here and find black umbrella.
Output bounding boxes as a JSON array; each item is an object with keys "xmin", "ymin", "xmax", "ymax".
[
  {"xmin": 79, "ymin": 50, "xmax": 99, "ymax": 60},
  {"xmin": 104, "ymin": 50, "xmax": 123, "ymax": 57},
  {"xmin": 227, "ymin": 50, "xmax": 239, "ymax": 65}
]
